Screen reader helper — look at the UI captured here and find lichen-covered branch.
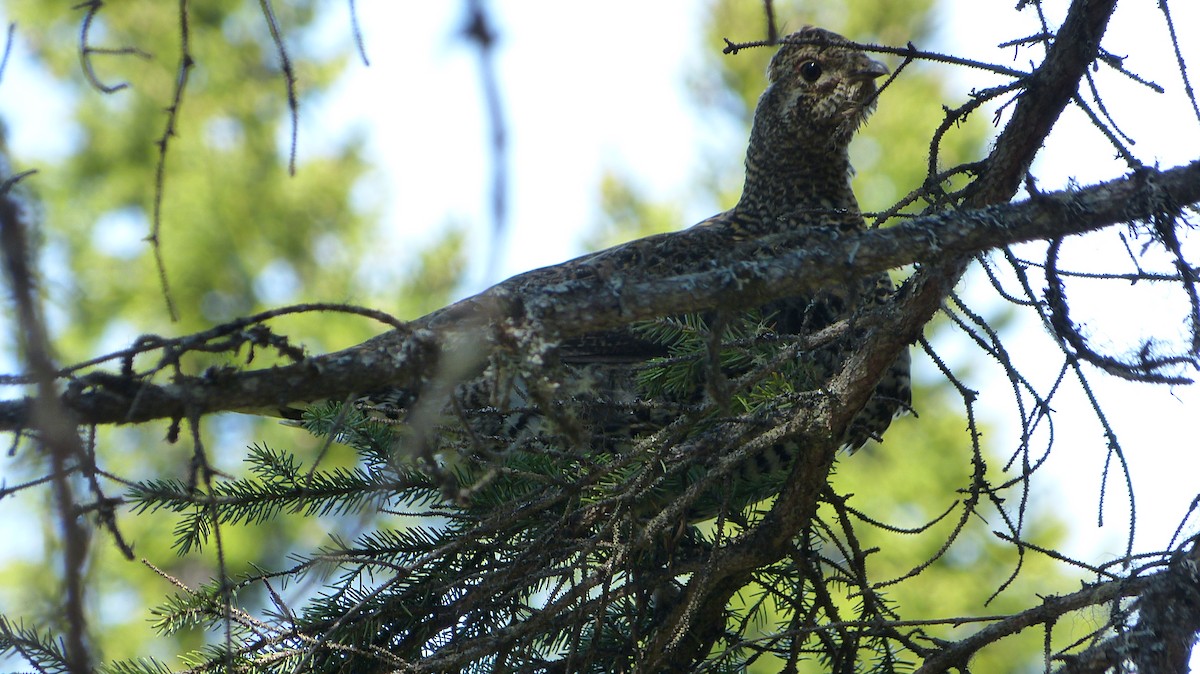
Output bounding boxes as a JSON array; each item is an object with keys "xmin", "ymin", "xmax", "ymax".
[{"xmin": 1, "ymin": 160, "xmax": 1195, "ymax": 433}]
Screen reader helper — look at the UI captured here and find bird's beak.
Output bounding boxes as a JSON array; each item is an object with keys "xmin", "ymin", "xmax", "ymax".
[
  {"xmin": 853, "ymin": 58, "xmax": 890, "ymax": 82},
  {"xmin": 843, "ymin": 58, "xmax": 889, "ymax": 122}
]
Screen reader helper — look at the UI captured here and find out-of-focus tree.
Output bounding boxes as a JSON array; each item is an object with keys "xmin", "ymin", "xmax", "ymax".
[
  {"xmin": 0, "ymin": 0, "xmax": 463, "ymax": 662},
  {"xmin": 1, "ymin": 1, "xmax": 1198, "ymax": 673}
]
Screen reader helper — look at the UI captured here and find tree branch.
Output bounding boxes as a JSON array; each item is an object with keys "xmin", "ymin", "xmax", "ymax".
[
  {"xmin": 965, "ymin": 0, "xmax": 1119, "ymax": 206},
  {"xmin": 910, "ymin": 541, "xmax": 1200, "ymax": 674},
  {"xmin": 0, "ymin": 160, "xmax": 1194, "ymax": 433},
  {"xmin": 915, "ymin": 576, "xmax": 1151, "ymax": 674}
]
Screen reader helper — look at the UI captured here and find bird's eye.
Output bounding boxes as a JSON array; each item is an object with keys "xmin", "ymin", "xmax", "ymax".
[{"xmin": 799, "ymin": 60, "xmax": 822, "ymax": 82}]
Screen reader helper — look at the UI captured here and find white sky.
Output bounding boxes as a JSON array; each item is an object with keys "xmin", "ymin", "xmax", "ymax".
[{"xmin": 2, "ymin": 0, "xmax": 1199, "ymax": 664}]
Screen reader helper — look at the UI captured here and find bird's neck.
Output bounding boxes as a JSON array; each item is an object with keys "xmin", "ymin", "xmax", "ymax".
[{"xmin": 732, "ymin": 96, "xmax": 861, "ymax": 232}]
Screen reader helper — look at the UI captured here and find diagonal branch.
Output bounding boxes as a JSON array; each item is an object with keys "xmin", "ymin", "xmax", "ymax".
[
  {"xmin": 611, "ymin": 0, "xmax": 1145, "ymax": 664},
  {"xmin": 915, "ymin": 574, "xmax": 1151, "ymax": 674},
  {"xmin": 966, "ymin": 0, "xmax": 1119, "ymax": 207},
  {"xmin": 916, "ymin": 540, "xmax": 1200, "ymax": 674}
]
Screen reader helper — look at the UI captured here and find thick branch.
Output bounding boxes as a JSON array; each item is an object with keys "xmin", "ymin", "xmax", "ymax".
[
  {"xmin": 635, "ymin": 0, "xmax": 1163, "ymax": 655},
  {"xmin": 914, "ymin": 543, "xmax": 1200, "ymax": 674},
  {"xmin": 0, "ymin": 160, "xmax": 1194, "ymax": 433},
  {"xmin": 642, "ymin": 194, "xmax": 965, "ymax": 670},
  {"xmin": 966, "ymin": 0, "xmax": 1118, "ymax": 205},
  {"xmin": 916, "ymin": 576, "xmax": 1151, "ymax": 674}
]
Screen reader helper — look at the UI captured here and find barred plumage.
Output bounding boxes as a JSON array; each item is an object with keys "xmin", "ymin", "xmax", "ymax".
[{"xmin": 317, "ymin": 27, "xmax": 911, "ymax": 524}]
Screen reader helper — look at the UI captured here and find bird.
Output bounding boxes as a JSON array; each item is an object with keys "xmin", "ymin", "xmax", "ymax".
[{"xmin": 308, "ymin": 26, "xmax": 911, "ymax": 527}]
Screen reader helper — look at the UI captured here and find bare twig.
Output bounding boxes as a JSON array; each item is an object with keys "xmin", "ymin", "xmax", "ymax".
[
  {"xmin": 915, "ymin": 574, "xmax": 1153, "ymax": 674},
  {"xmin": 1, "ymin": 156, "xmax": 91, "ymax": 674},
  {"xmin": 0, "ymin": 23, "xmax": 14, "ymax": 86},
  {"xmin": 462, "ymin": 0, "xmax": 509, "ymax": 283},
  {"xmin": 74, "ymin": 0, "xmax": 151, "ymax": 93},
  {"xmin": 257, "ymin": 0, "xmax": 299, "ymax": 175},
  {"xmin": 347, "ymin": 0, "xmax": 369, "ymax": 65},
  {"xmin": 146, "ymin": 0, "xmax": 195, "ymax": 323}
]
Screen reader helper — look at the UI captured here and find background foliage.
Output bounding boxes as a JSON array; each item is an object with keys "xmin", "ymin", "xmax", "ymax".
[{"xmin": 0, "ymin": 0, "xmax": 1196, "ymax": 672}]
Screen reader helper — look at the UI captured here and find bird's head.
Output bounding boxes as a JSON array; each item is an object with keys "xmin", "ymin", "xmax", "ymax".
[{"xmin": 763, "ymin": 26, "xmax": 889, "ymax": 144}]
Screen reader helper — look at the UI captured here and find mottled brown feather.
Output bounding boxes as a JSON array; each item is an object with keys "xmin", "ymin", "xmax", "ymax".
[{"xmin": 341, "ymin": 27, "xmax": 910, "ymax": 520}]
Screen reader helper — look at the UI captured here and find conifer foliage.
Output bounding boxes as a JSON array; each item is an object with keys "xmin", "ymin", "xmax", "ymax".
[{"xmin": 2, "ymin": 1, "xmax": 1200, "ymax": 673}]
